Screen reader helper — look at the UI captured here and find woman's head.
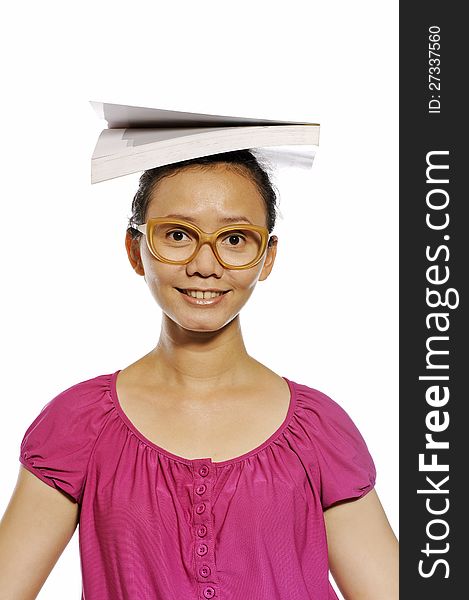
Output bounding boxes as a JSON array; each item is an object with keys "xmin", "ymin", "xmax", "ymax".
[{"xmin": 125, "ymin": 150, "xmax": 280, "ymax": 333}]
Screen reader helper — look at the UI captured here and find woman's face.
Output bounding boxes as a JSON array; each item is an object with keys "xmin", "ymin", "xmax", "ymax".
[{"xmin": 125, "ymin": 164, "xmax": 278, "ymax": 333}]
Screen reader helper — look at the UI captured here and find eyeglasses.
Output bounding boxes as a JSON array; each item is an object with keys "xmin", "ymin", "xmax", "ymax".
[{"xmin": 135, "ymin": 218, "xmax": 271, "ymax": 270}]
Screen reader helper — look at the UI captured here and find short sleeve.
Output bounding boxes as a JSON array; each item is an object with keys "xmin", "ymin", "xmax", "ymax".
[
  {"xmin": 296, "ymin": 384, "xmax": 377, "ymax": 509},
  {"xmin": 19, "ymin": 375, "xmax": 112, "ymax": 504}
]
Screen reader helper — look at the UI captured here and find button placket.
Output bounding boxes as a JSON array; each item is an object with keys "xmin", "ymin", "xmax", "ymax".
[{"xmin": 192, "ymin": 459, "xmax": 220, "ymax": 599}]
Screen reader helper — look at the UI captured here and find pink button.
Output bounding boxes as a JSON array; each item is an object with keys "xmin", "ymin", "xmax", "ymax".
[
  {"xmin": 196, "ymin": 503, "xmax": 206, "ymax": 514},
  {"xmin": 199, "ymin": 564, "xmax": 211, "ymax": 578},
  {"xmin": 197, "ymin": 524, "xmax": 207, "ymax": 537},
  {"xmin": 199, "ymin": 465, "xmax": 209, "ymax": 477},
  {"xmin": 196, "ymin": 543, "xmax": 208, "ymax": 556},
  {"xmin": 196, "ymin": 484, "xmax": 207, "ymax": 495},
  {"xmin": 203, "ymin": 586, "xmax": 216, "ymax": 598}
]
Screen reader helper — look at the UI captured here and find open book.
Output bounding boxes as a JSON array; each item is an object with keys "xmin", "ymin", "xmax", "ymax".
[{"xmin": 90, "ymin": 102, "xmax": 320, "ymax": 184}]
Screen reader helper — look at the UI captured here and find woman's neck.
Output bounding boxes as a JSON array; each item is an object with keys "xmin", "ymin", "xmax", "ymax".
[{"xmin": 141, "ymin": 314, "xmax": 258, "ymax": 394}]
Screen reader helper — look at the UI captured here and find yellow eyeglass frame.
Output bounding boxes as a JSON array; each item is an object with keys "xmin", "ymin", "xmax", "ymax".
[{"xmin": 135, "ymin": 218, "xmax": 271, "ymax": 270}]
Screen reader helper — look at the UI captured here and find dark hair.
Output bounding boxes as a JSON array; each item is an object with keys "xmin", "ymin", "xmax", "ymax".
[{"xmin": 127, "ymin": 149, "xmax": 279, "ymax": 246}]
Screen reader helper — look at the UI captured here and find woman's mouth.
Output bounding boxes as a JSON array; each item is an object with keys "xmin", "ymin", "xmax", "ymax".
[{"xmin": 176, "ymin": 288, "xmax": 230, "ymax": 306}]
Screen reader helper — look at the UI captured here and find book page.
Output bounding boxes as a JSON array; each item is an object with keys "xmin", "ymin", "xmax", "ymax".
[{"xmin": 92, "ymin": 127, "xmax": 237, "ymax": 159}]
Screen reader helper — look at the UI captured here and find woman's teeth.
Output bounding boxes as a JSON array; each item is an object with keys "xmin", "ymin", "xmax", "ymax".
[{"xmin": 182, "ymin": 290, "xmax": 225, "ymax": 299}]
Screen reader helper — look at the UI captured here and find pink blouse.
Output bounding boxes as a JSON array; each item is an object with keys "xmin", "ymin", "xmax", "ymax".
[{"xmin": 19, "ymin": 370, "xmax": 376, "ymax": 600}]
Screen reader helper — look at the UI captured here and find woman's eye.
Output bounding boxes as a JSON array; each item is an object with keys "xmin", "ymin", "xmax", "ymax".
[
  {"xmin": 167, "ymin": 229, "xmax": 191, "ymax": 242},
  {"xmin": 222, "ymin": 232, "xmax": 246, "ymax": 246}
]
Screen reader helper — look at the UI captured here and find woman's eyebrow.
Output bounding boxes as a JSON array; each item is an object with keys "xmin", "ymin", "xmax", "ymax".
[{"xmin": 163, "ymin": 213, "xmax": 252, "ymax": 224}]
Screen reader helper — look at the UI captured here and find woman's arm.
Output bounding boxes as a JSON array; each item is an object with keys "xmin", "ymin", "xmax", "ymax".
[
  {"xmin": 0, "ymin": 466, "xmax": 80, "ymax": 600},
  {"xmin": 324, "ymin": 488, "xmax": 399, "ymax": 600}
]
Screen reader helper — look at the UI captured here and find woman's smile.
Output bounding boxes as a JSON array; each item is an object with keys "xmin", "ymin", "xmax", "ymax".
[{"xmin": 176, "ymin": 287, "xmax": 231, "ymax": 306}]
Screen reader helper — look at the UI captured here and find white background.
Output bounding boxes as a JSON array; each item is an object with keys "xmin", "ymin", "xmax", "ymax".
[{"xmin": 0, "ymin": 1, "xmax": 398, "ymax": 598}]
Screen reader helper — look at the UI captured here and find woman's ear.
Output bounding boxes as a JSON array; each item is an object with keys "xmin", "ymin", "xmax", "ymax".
[
  {"xmin": 125, "ymin": 230, "xmax": 145, "ymax": 276},
  {"xmin": 258, "ymin": 235, "xmax": 278, "ymax": 282}
]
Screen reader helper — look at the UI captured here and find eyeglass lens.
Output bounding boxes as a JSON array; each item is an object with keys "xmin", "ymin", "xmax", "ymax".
[{"xmin": 152, "ymin": 223, "xmax": 263, "ymax": 267}]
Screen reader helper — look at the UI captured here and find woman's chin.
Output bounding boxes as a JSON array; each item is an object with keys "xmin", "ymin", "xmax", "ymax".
[
  {"xmin": 166, "ymin": 310, "xmax": 239, "ymax": 334},
  {"xmin": 179, "ymin": 317, "xmax": 231, "ymax": 333}
]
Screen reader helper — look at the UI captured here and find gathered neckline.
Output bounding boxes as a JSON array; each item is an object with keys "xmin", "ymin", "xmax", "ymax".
[{"xmin": 107, "ymin": 369, "xmax": 298, "ymax": 468}]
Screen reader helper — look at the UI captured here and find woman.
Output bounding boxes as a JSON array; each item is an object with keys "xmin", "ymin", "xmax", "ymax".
[{"xmin": 0, "ymin": 150, "xmax": 398, "ymax": 599}]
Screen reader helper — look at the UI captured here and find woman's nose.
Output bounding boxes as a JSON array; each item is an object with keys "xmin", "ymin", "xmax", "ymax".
[{"xmin": 186, "ymin": 241, "xmax": 224, "ymax": 274}]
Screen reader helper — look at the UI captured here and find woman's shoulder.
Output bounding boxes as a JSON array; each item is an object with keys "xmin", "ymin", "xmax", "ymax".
[
  {"xmin": 288, "ymin": 377, "xmax": 377, "ymax": 508},
  {"xmin": 291, "ymin": 378, "xmax": 361, "ymax": 429},
  {"xmin": 19, "ymin": 370, "xmax": 118, "ymax": 503},
  {"xmin": 35, "ymin": 370, "xmax": 116, "ymax": 414},
  {"xmin": 21, "ymin": 370, "xmax": 117, "ymax": 441}
]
